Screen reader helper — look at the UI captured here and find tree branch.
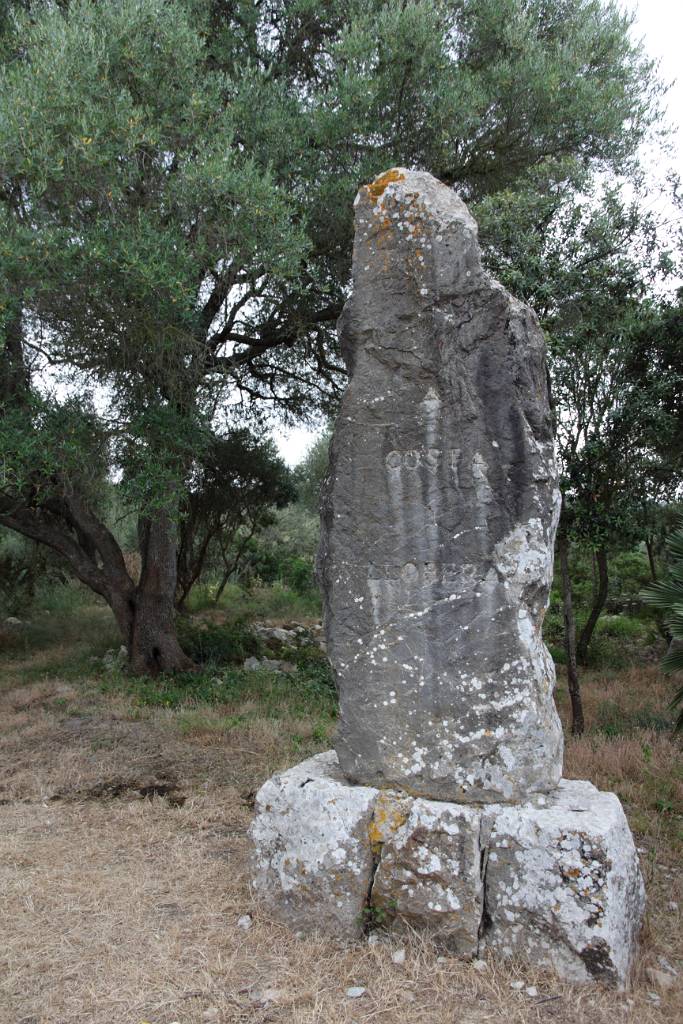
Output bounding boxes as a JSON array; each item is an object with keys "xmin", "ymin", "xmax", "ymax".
[{"xmin": 0, "ymin": 506, "xmax": 112, "ymax": 601}]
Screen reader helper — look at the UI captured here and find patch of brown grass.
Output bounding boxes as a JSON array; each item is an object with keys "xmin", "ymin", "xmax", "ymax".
[
  {"xmin": 559, "ymin": 666, "xmax": 682, "ymax": 854},
  {"xmin": 1, "ymin": 791, "xmax": 680, "ymax": 1024},
  {"xmin": 0, "ymin": 658, "xmax": 681, "ymax": 1022}
]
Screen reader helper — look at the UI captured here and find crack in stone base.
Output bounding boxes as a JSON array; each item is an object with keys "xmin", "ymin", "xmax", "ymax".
[
  {"xmin": 363, "ymin": 841, "xmax": 384, "ymax": 934},
  {"xmin": 477, "ymin": 822, "xmax": 492, "ymax": 954}
]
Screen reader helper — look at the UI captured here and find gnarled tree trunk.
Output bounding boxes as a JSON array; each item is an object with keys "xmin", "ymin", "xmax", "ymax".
[
  {"xmin": 128, "ymin": 513, "xmax": 196, "ymax": 675},
  {"xmin": 1, "ymin": 312, "xmax": 194, "ymax": 675},
  {"xmin": 576, "ymin": 546, "xmax": 608, "ymax": 666},
  {"xmin": 0, "ymin": 497, "xmax": 196, "ymax": 676}
]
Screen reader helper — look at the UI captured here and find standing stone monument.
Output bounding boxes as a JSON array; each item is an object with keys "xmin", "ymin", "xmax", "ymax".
[
  {"xmin": 318, "ymin": 167, "xmax": 562, "ymax": 804},
  {"xmin": 250, "ymin": 170, "xmax": 645, "ymax": 987}
]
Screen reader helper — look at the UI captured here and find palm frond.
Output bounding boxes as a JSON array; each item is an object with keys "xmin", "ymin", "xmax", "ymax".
[
  {"xmin": 641, "ymin": 517, "xmax": 683, "ymax": 735},
  {"xmin": 669, "ymin": 682, "xmax": 683, "ymax": 734},
  {"xmin": 641, "ymin": 583, "xmax": 683, "ymax": 608},
  {"xmin": 662, "ymin": 647, "xmax": 683, "ymax": 674}
]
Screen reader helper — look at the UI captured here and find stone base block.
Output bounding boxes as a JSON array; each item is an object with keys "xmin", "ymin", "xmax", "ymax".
[
  {"xmin": 371, "ymin": 795, "xmax": 483, "ymax": 956},
  {"xmin": 482, "ymin": 779, "xmax": 646, "ymax": 985},
  {"xmin": 249, "ymin": 753, "xmax": 645, "ymax": 987},
  {"xmin": 249, "ymin": 751, "xmax": 377, "ymax": 936}
]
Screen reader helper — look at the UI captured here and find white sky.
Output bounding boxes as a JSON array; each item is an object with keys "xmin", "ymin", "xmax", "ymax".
[
  {"xmin": 274, "ymin": 0, "xmax": 683, "ymax": 467},
  {"xmin": 633, "ymin": 0, "xmax": 683, "ymax": 181}
]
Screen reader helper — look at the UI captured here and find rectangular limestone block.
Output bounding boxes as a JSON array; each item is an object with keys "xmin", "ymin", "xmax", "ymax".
[
  {"xmin": 249, "ymin": 751, "xmax": 378, "ymax": 936},
  {"xmin": 482, "ymin": 779, "xmax": 646, "ymax": 987},
  {"xmin": 371, "ymin": 797, "xmax": 484, "ymax": 956}
]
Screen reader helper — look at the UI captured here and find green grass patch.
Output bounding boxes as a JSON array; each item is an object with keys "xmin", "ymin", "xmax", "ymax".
[
  {"xmin": 34, "ymin": 581, "xmax": 94, "ymax": 616},
  {"xmin": 101, "ymin": 654, "xmax": 338, "ymax": 720},
  {"xmin": 174, "ymin": 709, "xmax": 251, "ymax": 735},
  {"xmin": 0, "ymin": 603, "xmax": 121, "ymax": 685},
  {"xmin": 594, "ymin": 699, "xmax": 673, "ymax": 737},
  {"xmin": 184, "ymin": 581, "xmax": 321, "ymax": 622}
]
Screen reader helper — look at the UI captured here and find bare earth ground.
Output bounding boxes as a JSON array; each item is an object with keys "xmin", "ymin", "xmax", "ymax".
[{"xmin": 0, "ymin": 611, "xmax": 681, "ymax": 1024}]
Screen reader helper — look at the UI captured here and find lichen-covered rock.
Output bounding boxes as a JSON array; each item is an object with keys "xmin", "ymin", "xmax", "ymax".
[
  {"xmin": 318, "ymin": 168, "xmax": 562, "ymax": 803},
  {"xmin": 368, "ymin": 789, "xmax": 413, "ymax": 845},
  {"xmin": 371, "ymin": 798, "xmax": 484, "ymax": 956},
  {"xmin": 482, "ymin": 779, "xmax": 646, "ymax": 987},
  {"xmin": 250, "ymin": 754, "xmax": 644, "ymax": 984},
  {"xmin": 249, "ymin": 751, "xmax": 378, "ymax": 936}
]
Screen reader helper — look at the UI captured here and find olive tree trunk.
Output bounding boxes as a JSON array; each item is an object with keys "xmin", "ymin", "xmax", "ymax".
[
  {"xmin": 558, "ymin": 524, "xmax": 584, "ymax": 736},
  {"xmin": 0, "ymin": 499, "xmax": 195, "ymax": 676},
  {"xmin": 127, "ymin": 514, "xmax": 196, "ymax": 674}
]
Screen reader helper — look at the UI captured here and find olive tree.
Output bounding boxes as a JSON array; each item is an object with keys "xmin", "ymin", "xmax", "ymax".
[{"xmin": 0, "ymin": 0, "xmax": 664, "ymax": 672}]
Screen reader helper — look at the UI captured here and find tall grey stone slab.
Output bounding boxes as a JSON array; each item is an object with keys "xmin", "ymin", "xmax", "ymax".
[{"xmin": 318, "ymin": 168, "xmax": 563, "ymax": 802}]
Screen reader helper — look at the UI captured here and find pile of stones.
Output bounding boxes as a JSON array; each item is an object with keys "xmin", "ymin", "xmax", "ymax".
[
  {"xmin": 249, "ymin": 171, "xmax": 644, "ymax": 987},
  {"xmin": 242, "ymin": 622, "xmax": 323, "ymax": 673}
]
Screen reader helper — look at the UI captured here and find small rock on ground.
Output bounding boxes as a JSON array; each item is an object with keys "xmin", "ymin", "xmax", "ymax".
[
  {"xmin": 658, "ymin": 956, "xmax": 678, "ymax": 976},
  {"xmin": 252, "ymin": 987, "xmax": 283, "ymax": 1005},
  {"xmin": 346, "ymin": 987, "xmax": 366, "ymax": 999},
  {"xmin": 242, "ymin": 656, "xmax": 296, "ymax": 673},
  {"xmin": 646, "ymin": 968, "xmax": 676, "ymax": 991}
]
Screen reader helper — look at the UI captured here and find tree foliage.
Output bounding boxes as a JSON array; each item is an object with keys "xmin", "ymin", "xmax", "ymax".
[
  {"xmin": 176, "ymin": 429, "xmax": 295, "ymax": 608},
  {"xmin": 294, "ymin": 430, "xmax": 331, "ymax": 515},
  {"xmin": 482, "ymin": 166, "xmax": 683, "ymax": 664},
  {"xmin": 0, "ymin": 0, "xmax": 671, "ymax": 672}
]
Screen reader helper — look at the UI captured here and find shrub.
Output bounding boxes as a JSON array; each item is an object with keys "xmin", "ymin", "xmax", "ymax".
[
  {"xmin": 594, "ymin": 615, "xmax": 650, "ymax": 640},
  {"xmin": 292, "ymin": 642, "xmax": 337, "ymax": 697},
  {"xmin": 175, "ymin": 618, "xmax": 260, "ymax": 666}
]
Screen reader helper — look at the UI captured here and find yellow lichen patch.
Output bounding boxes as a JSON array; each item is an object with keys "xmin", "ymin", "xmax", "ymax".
[
  {"xmin": 365, "ymin": 168, "xmax": 405, "ymax": 201},
  {"xmin": 368, "ymin": 792, "xmax": 410, "ymax": 847}
]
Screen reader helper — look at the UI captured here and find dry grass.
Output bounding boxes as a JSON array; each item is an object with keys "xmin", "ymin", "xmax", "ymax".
[{"xmin": 0, "ymin": 643, "xmax": 681, "ymax": 1023}]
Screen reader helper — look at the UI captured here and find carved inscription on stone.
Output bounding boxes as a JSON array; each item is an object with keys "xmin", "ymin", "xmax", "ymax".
[
  {"xmin": 367, "ymin": 562, "xmax": 469, "ymax": 585},
  {"xmin": 385, "ymin": 449, "xmax": 461, "ymax": 474}
]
